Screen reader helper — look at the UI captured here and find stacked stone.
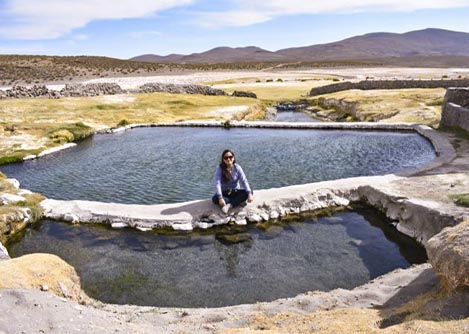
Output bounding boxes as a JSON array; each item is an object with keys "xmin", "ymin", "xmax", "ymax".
[
  {"xmin": 232, "ymin": 90, "xmax": 257, "ymax": 98},
  {"xmin": 310, "ymin": 79, "xmax": 469, "ymax": 96},
  {"xmin": 60, "ymin": 83, "xmax": 125, "ymax": 97},
  {"xmin": 138, "ymin": 83, "xmax": 227, "ymax": 96},
  {"xmin": 0, "ymin": 85, "xmax": 60, "ymax": 99}
]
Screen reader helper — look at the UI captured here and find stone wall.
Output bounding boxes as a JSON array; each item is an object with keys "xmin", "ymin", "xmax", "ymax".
[
  {"xmin": 0, "ymin": 82, "xmax": 232, "ymax": 99},
  {"xmin": 309, "ymin": 79, "xmax": 469, "ymax": 96},
  {"xmin": 137, "ymin": 83, "xmax": 227, "ymax": 96},
  {"xmin": 61, "ymin": 83, "xmax": 125, "ymax": 97},
  {"xmin": 440, "ymin": 87, "xmax": 469, "ymax": 132}
]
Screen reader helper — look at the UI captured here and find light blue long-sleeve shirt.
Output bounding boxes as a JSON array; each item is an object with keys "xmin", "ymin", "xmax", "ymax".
[{"xmin": 214, "ymin": 163, "xmax": 252, "ymax": 198}]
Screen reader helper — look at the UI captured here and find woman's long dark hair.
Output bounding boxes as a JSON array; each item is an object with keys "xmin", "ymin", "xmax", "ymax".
[{"xmin": 219, "ymin": 149, "xmax": 236, "ymax": 181}]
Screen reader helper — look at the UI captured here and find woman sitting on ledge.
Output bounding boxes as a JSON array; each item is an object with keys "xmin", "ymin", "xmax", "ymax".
[{"xmin": 212, "ymin": 149, "xmax": 253, "ymax": 214}]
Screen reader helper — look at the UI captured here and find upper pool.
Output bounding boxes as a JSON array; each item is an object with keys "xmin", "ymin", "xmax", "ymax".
[{"xmin": 0, "ymin": 127, "xmax": 436, "ymax": 204}]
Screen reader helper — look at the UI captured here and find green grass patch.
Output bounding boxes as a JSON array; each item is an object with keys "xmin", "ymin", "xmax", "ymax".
[
  {"xmin": 425, "ymin": 98, "xmax": 443, "ymax": 106},
  {"xmin": 117, "ymin": 119, "xmax": 130, "ymax": 127},
  {"xmin": 49, "ymin": 122, "xmax": 93, "ymax": 143},
  {"xmin": 449, "ymin": 193, "xmax": 469, "ymax": 207},
  {"xmin": 0, "ymin": 154, "xmax": 26, "ymax": 165}
]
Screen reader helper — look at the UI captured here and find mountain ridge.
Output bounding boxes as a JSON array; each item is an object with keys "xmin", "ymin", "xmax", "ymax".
[{"xmin": 131, "ymin": 28, "xmax": 469, "ymax": 64}]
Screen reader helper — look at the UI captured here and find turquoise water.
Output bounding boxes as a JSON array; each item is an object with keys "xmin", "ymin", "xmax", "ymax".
[{"xmin": 0, "ymin": 127, "xmax": 435, "ymax": 204}]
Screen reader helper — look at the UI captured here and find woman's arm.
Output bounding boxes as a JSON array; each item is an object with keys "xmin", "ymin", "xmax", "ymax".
[
  {"xmin": 236, "ymin": 164, "xmax": 252, "ymax": 196},
  {"xmin": 214, "ymin": 166, "xmax": 223, "ymax": 198}
]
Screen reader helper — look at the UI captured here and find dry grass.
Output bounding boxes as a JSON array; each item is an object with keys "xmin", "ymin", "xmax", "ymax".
[
  {"xmin": 0, "ymin": 253, "xmax": 89, "ymax": 302},
  {"xmin": 0, "ymin": 92, "xmax": 260, "ymax": 160},
  {"xmin": 221, "ymin": 303, "xmax": 469, "ymax": 334},
  {"xmin": 318, "ymin": 88, "xmax": 446, "ymax": 126},
  {"xmin": 215, "ymin": 80, "xmax": 337, "ymax": 101}
]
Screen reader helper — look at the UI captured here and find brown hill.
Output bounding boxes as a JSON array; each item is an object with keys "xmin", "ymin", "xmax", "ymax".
[
  {"xmin": 131, "ymin": 46, "xmax": 285, "ymax": 63},
  {"xmin": 131, "ymin": 28, "xmax": 469, "ymax": 64}
]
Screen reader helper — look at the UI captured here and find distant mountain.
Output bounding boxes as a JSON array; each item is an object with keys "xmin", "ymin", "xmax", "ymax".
[
  {"xmin": 131, "ymin": 28, "xmax": 469, "ymax": 64},
  {"xmin": 131, "ymin": 46, "xmax": 284, "ymax": 63}
]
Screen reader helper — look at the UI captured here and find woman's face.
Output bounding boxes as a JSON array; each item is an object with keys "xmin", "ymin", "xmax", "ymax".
[{"xmin": 223, "ymin": 151, "xmax": 235, "ymax": 168}]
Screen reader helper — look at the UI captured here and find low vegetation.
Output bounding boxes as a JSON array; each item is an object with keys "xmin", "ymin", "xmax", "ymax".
[
  {"xmin": 313, "ymin": 88, "xmax": 446, "ymax": 126},
  {"xmin": 0, "ymin": 92, "xmax": 260, "ymax": 162},
  {"xmin": 0, "ymin": 55, "xmax": 407, "ymax": 87},
  {"xmin": 449, "ymin": 193, "xmax": 469, "ymax": 207}
]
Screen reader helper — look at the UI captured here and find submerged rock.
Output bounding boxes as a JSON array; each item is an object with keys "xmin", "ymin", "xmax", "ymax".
[{"xmin": 216, "ymin": 233, "xmax": 252, "ymax": 244}]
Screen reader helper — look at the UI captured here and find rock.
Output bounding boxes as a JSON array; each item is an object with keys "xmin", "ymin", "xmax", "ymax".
[
  {"xmin": 111, "ymin": 222, "xmax": 128, "ymax": 229},
  {"xmin": 260, "ymin": 213, "xmax": 270, "ymax": 221},
  {"xmin": 0, "ymin": 193, "xmax": 26, "ymax": 205},
  {"xmin": 247, "ymin": 214, "xmax": 262, "ymax": 223},
  {"xmin": 216, "ymin": 233, "xmax": 251, "ymax": 244},
  {"xmin": 63, "ymin": 213, "xmax": 79, "ymax": 223},
  {"xmin": 234, "ymin": 218, "xmax": 247, "ymax": 226},
  {"xmin": 426, "ymin": 220, "xmax": 469, "ymax": 291},
  {"xmin": 231, "ymin": 90, "xmax": 257, "ymax": 98},
  {"xmin": 0, "ymin": 242, "xmax": 9, "ymax": 260},
  {"xmin": 58, "ymin": 281, "xmax": 71, "ymax": 298},
  {"xmin": 196, "ymin": 222, "xmax": 214, "ymax": 229},
  {"xmin": 23, "ymin": 154, "xmax": 37, "ymax": 161},
  {"xmin": 172, "ymin": 223, "xmax": 193, "ymax": 231},
  {"xmin": 269, "ymin": 210, "xmax": 280, "ymax": 220},
  {"xmin": 5, "ymin": 178, "xmax": 20, "ymax": 189},
  {"xmin": 136, "ymin": 226, "xmax": 152, "ymax": 232},
  {"xmin": 441, "ymin": 87, "xmax": 469, "ymax": 132}
]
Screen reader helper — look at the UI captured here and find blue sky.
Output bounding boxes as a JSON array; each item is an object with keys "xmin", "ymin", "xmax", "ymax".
[{"xmin": 1, "ymin": 0, "xmax": 469, "ymax": 59}]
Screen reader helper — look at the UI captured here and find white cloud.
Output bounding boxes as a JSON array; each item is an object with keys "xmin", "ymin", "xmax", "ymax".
[
  {"xmin": 195, "ymin": 0, "xmax": 469, "ymax": 27},
  {"xmin": 0, "ymin": 0, "xmax": 194, "ymax": 39}
]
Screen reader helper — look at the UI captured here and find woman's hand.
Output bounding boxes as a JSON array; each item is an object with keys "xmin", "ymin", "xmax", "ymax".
[
  {"xmin": 247, "ymin": 194, "xmax": 254, "ymax": 202},
  {"xmin": 218, "ymin": 197, "xmax": 226, "ymax": 207}
]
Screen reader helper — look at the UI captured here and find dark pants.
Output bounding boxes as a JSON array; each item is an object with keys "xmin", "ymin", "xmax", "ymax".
[{"xmin": 212, "ymin": 189, "xmax": 250, "ymax": 208}]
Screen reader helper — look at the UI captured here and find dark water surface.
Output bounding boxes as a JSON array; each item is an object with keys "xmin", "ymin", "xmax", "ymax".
[
  {"xmin": 274, "ymin": 111, "xmax": 321, "ymax": 122},
  {"xmin": 0, "ymin": 127, "xmax": 435, "ymax": 204},
  {"xmin": 7, "ymin": 208, "xmax": 427, "ymax": 308}
]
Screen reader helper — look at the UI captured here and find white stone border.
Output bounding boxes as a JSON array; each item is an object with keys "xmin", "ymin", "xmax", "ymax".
[{"xmin": 40, "ymin": 121, "xmax": 457, "ymax": 237}]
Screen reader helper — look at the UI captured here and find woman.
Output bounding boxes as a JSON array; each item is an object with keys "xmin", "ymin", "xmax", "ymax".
[{"xmin": 212, "ymin": 149, "xmax": 253, "ymax": 214}]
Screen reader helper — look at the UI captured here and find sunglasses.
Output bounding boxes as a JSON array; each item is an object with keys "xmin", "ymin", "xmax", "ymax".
[{"xmin": 223, "ymin": 155, "xmax": 234, "ymax": 160}]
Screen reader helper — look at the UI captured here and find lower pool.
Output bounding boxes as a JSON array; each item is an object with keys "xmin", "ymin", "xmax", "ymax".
[{"xmin": 7, "ymin": 207, "xmax": 427, "ymax": 308}]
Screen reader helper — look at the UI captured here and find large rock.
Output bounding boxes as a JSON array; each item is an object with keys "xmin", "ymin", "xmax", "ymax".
[
  {"xmin": 440, "ymin": 87, "xmax": 469, "ymax": 132},
  {"xmin": 0, "ymin": 253, "xmax": 89, "ymax": 302},
  {"xmin": 426, "ymin": 220, "xmax": 469, "ymax": 291}
]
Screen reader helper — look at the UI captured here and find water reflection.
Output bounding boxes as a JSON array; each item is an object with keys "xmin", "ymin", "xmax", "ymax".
[{"xmin": 7, "ymin": 208, "xmax": 427, "ymax": 308}]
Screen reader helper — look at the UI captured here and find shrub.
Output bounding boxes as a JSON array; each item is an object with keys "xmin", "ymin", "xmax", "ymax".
[
  {"xmin": 117, "ymin": 119, "xmax": 130, "ymax": 127},
  {"xmin": 50, "ymin": 129, "xmax": 75, "ymax": 143},
  {"xmin": 450, "ymin": 193, "xmax": 469, "ymax": 207}
]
